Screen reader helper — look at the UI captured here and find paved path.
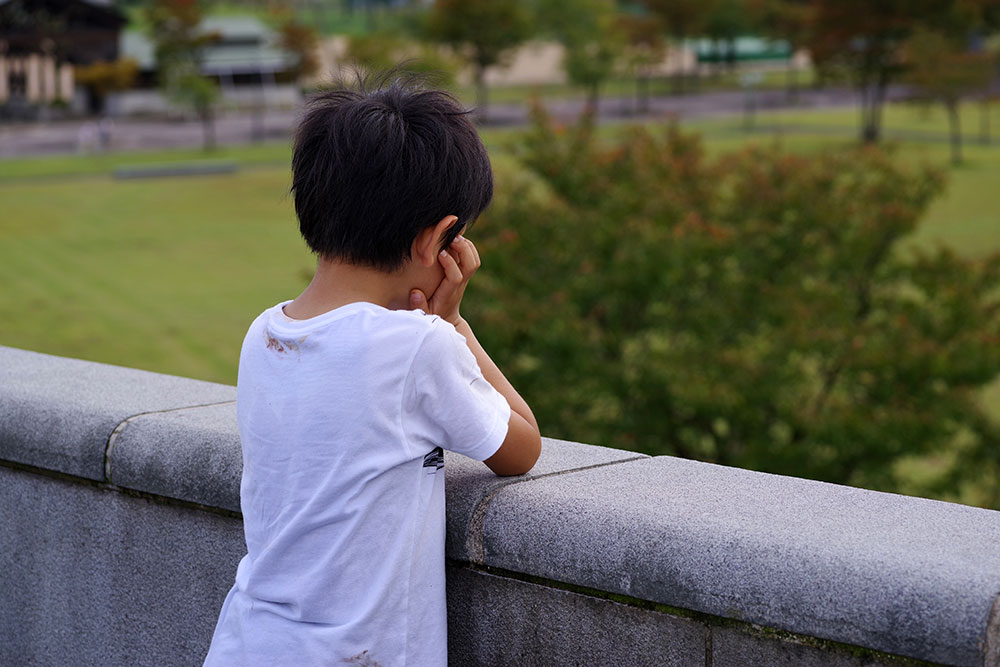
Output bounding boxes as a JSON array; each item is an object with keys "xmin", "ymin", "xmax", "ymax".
[
  {"xmin": 0, "ymin": 110, "xmax": 301, "ymax": 159},
  {"xmin": 0, "ymin": 86, "xmax": 912, "ymax": 159}
]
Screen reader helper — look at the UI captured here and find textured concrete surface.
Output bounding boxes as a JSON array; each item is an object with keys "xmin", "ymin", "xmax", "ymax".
[
  {"xmin": 0, "ymin": 466, "xmax": 243, "ymax": 667},
  {"xmin": 444, "ymin": 437, "xmax": 646, "ymax": 562},
  {"xmin": 0, "ymin": 346, "xmax": 235, "ymax": 480},
  {"xmin": 479, "ymin": 455, "xmax": 1000, "ymax": 665},
  {"xmin": 446, "ymin": 563, "xmax": 707, "ymax": 667},
  {"xmin": 110, "ymin": 402, "xmax": 242, "ymax": 512},
  {"xmin": 710, "ymin": 626, "xmax": 901, "ymax": 667}
]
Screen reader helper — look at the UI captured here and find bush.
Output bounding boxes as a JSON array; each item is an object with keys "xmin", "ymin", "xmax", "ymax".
[{"xmin": 467, "ymin": 106, "xmax": 1000, "ymax": 506}]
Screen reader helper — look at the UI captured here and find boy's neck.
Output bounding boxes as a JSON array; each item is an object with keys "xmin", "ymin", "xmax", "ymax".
[{"xmin": 283, "ymin": 257, "xmax": 418, "ymax": 320}]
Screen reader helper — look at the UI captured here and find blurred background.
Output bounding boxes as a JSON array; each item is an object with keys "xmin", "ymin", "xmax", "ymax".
[{"xmin": 1, "ymin": 0, "xmax": 999, "ymax": 509}]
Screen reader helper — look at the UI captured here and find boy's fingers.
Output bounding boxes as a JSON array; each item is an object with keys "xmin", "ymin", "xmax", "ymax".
[
  {"xmin": 439, "ymin": 248, "xmax": 464, "ymax": 284},
  {"xmin": 452, "ymin": 236, "xmax": 480, "ymax": 275},
  {"xmin": 409, "ymin": 289, "xmax": 427, "ymax": 310},
  {"xmin": 466, "ymin": 238, "xmax": 481, "ymax": 270}
]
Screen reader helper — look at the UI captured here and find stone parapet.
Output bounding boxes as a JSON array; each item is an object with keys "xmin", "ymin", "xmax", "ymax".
[
  {"xmin": 1, "ymin": 345, "xmax": 998, "ymax": 666},
  {"xmin": 0, "ymin": 346, "xmax": 235, "ymax": 481}
]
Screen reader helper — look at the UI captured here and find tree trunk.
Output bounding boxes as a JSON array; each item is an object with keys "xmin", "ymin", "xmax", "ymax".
[
  {"xmin": 980, "ymin": 97, "xmax": 991, "ymax": 146},
  {"xmin": 860, "ymin": 101, "xmax": 876, "ymax": 144},
  {"xmin": 859, "ymin": 78, "xmax": 887, "ymax": 145},
  {"xmin": 251, "ymin": 104, "xmax": 264, "ymax": 142},
  {"xmin": 712, "ymin": 41, "xmax": 724, "ymax": 80},
  {"xmin": 947, "ymin": 100, "xmax": 962, "ymax": 165},
  {"xmin": 637, "ymin": 73, "xmax": 650, "ymax": 116},
  {"xmin": 474, "ymin": 64, "xmax": 488, "ymax": 124},
  {"xmin": 586, "ymin": 82, "xmax": 600, "ymax": 117},
  {"xmin": 200, "ymin": 105, "xmax": 216, "ymax": 152},
  {"xmin": 671, "ymin": 38, "xmax": 685, "ymax": 96},
  {"xmin": 857, "ymin": 53, "xmax": 889, "ymax": 145},
  {"xmin": 743, "ymin": 88, "xmax": 756, "ymax": 131},
  {"xmin": 785, "ymin": 59, "xmax": 799, "ymax": 104}
]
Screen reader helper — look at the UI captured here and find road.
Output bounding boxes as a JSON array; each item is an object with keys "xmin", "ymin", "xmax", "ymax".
[{"xmin": 0, "ymin": 86, "xmax": 911, "ymax": 159}]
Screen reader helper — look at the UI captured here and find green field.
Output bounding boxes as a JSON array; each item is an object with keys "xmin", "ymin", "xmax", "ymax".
[
  {"xmin": 1, "ymin": 101, "xmax": 998, "ymax": 388},
  {"xmin": 0, "ymin": 166, "xmax": 305, "ymax": 381}
]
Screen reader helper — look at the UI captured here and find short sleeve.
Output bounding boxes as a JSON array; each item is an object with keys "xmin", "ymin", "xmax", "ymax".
[{"xmin": 402, "ymin": 319, "xmax": 511, "ymax": 461}]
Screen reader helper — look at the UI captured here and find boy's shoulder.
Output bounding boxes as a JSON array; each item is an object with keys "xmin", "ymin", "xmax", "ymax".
[
  {"xmin": 246, "ymin": 301, "xmax": 459, "ymax": 359},
  {"xmin": 257, "ymin": 300, "xmax": 438, "ymax": 330}
]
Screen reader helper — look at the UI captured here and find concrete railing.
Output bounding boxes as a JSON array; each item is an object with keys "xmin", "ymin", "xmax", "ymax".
[{"xmin": 2, "ymin": 344, "xmax": 999, "ymax": 667}]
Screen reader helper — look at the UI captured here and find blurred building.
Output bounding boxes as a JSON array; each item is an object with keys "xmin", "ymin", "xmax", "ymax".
[
  {"xmin": 115, "ymin": 16, "xmax": 301, "ymax": 116},
  {"xmin": 0, "ymin": 0, "xmax": 125, "ymax": 117},
  {"xmin": 691, "ymin": 37, "xmax": 792, "ymax": 67},
  {"xmin": 0, "ymin": 5, "xmax": 300, "ymax": 118}
]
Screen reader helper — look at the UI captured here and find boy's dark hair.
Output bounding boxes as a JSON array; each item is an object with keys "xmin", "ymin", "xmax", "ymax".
[{"xmin": 291, "ymin": 72, "xmax": 493, "ymax": 272}]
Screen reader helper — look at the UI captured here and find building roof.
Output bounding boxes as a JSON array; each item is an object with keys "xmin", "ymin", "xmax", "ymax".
[
  {"xmin": 0, "ymin": 0, "xmax": 124, "ymax": 25},
  {"xmin": 0, "ymin": 0, "xmax": 126, "ymax": 60}
]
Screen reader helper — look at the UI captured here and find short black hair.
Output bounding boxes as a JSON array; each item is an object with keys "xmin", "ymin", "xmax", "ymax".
[{"xmin": 291, "ymin": 72, "xmax": 493, "ymax": 272}]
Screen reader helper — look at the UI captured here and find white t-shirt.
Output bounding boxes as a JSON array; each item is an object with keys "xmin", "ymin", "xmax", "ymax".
[{"xmin": 204, "ymin": 301, "xmax": 511, "ymax": 667}]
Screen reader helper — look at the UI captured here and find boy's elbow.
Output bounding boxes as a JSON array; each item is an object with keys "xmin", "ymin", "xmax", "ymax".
[
  {"xmin": 503, "ymin": 429, "xmax": 541, "ymax": 476},
  {"xmin": 484, "ymin": 414, "xmax": 541, "ymax": 476}
]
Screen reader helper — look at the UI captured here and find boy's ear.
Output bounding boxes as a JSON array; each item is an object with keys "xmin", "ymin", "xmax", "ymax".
[{"xmin": 413, "ymin": 215, "xmax": 459, "ymax": 267}]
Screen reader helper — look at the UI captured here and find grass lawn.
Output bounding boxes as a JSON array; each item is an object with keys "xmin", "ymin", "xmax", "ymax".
[
  {"xmin": 0, "ymin": 168, "xmax": 309, "ymax": 382},
  {"xmin": 1, "ymin": 101, "xmax": 997, "ymax": 388},
  {"xmin": 0, "ymin": 142, "xmax": 293, "ymax": 181}
]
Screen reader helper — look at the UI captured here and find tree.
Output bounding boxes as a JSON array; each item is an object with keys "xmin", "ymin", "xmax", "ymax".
[
  {"xmin": 345, "ymin": 29, "xmax": 460, "ymax": 88},
  {"xmin": 644, "ymin": 0, "xmax": 718, "ymax": 92},
  {"xmin": 74, "ymin": 58, "xmax": 138, "ymax": 114},
  {"xmin": 279, "ymin": 20, "xmax": 321, "ymax": 80},
  {"xmin": 905, "ymin": 28, "xmax": 997, "ymax": 164},
  {"xmin": 424, "ymin": 0, "xmax": 532, "ymax": 121},
  {"xmin": 537, "ymin": 0, "xmax": 625, "ymax": 113},
  {"xmin": 145, "ymin": 0, "xmax": 220, "ymax": 151},
  {"xmin": 747, "ymin": 0, "xmax": 812, "ymax": 100},
  {"xmin": 465, "ymin": 107, "xmax": 1000, "ymax": 507},
  {"xmin": 171, "ymin": 71, "xmax": 220, "ymax": 150},
  {"xmin": 803, "ymin": 0, "xmax": 999, "ymax": 144},
  {"xmin": 619, "ymin": 14, "xmax": 667, "ymax": 115},
  {"xmin": 703, "ymin": 0, "xmax": 755, "ymax": 74}
]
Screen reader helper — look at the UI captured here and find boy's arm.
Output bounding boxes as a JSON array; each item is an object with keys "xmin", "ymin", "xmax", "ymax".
[
  {"xmin": 409, "ymin": 236, "xmax": 541, "ymax": 476},
  {"xmin": 452, "ymin": 317, "xmax": 541, "ymax": 476}
]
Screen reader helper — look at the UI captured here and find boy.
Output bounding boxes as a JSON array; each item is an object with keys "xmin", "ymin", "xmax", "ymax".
[{"xmin": 203, "ymin": 75, "xmax": 542, "ymax": 666}]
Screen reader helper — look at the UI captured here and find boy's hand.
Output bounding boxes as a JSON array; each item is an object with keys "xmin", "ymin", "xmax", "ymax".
[{"xmin": 409, "ymin": 235, "xmax": 480, "ymax": 326}]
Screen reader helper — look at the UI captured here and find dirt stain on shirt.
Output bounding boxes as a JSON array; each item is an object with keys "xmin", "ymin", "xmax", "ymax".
[
  {"xmin": 342, "ymin": 650, "xmax": 380, "ymax": 666},
  {"xmin": 265, "ymin": 332, "xmax": 309, "ymax": 355},
  {"xmin": 265, "ymin": 334, "xmax": 286, "ymax": 353}
]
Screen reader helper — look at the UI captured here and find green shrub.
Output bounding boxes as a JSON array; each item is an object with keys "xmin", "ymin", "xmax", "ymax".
[{"xmin": 468, "ymin": 106, "xmax": 1000, "ymax": 506}]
